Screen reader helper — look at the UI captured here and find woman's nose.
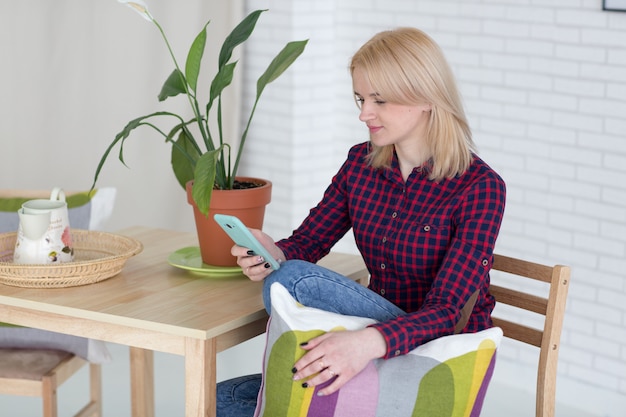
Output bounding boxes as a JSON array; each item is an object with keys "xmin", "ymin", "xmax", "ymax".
[{"xmin": 359, "ymin": 103, "xmax": 374, "ymax": 122}]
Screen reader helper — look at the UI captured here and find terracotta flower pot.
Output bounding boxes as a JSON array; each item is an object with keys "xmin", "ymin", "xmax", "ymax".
[{"xmin": 186, "ymin": 178, "xmax": 272, "ymax": 267}]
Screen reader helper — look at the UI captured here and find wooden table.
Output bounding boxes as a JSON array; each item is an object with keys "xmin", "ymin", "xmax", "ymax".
[{"xmin": 0, "ymin": 226, "xmax": 368, "ymax": 417}]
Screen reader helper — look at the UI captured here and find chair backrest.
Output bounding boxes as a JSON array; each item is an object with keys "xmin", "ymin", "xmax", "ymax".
[
  {"xmin": 489, "ymin": 253, "xmax": 570, "ymax": 417},
  {"xmin": 0, "ymin": 187, "xmax": 116, "ymax": 232}
]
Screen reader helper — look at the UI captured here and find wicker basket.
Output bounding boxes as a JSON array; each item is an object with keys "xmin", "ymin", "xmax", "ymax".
[{"xmin": 0, "ymin": 229, "xmax": 143, "ymax": 288}]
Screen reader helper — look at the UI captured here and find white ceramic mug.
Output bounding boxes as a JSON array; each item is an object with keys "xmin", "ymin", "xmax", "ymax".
[{"xmin": 13, "ymin": 187, "xmax": 74, "ymax": 264}]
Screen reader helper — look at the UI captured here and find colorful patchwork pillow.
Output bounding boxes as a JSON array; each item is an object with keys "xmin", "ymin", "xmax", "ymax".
[{"xmin": 254, "ymin": 283, "xmax": 502, "ymax": 417}]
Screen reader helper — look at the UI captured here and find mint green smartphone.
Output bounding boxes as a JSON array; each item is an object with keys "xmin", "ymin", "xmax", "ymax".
[{"xmin": 213, "ymin": 214, "xmax": 281, "ymax": 270}]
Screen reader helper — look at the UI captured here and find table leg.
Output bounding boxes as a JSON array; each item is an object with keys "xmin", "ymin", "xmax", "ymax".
[
  {"xmin": 185, "ymin": 338, "xmax": 217, "ymax": 417},
  {"xmin": 130, "ymin": 347, "xmax": 155, "ymax": 417}
]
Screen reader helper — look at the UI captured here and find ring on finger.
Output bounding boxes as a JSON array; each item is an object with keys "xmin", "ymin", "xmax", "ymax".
[
  {"xmin": 318, "ymin": 360, "xmax": 325, "ymax": 371},
  {"xmin": 327, "ymin": 368, "xmax": 336, "ymax": 377}
]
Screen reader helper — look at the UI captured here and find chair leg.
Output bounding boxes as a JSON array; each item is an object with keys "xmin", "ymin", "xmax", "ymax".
[
  {"xmin": 42, "ymin": 372, "xmax": 59, "ymax": 417},
  {"xmin": 90, "ymin": 363, "xmax": 102, "ymax": 417},
  {"xmin": 73, "ymin": 363, "xmax": 102, "ymax": 417}
]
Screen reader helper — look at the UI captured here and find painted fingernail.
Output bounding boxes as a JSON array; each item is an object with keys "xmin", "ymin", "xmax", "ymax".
[
  {"xmin": 264, "ymin": 263, "xmax": 271, "ymax": 268},
  {"xmin": 247, "ymin": 250, "xmax": 255, "ymax": 256},
  {"xmin": 291, "ymin": 367, "xmax": 297, "ymax": 374},
  {"xmin": 302, "ymin": 382, "xmax": 309, "ymax": 388},
  {"xmin": 300, "ymin": 342, "xmax": 308, "ymax": 347}
]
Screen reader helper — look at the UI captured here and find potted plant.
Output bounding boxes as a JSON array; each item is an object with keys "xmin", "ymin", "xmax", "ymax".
[{"xmin": 91, "ymin": 1, "xmax": 307, "ymax": 266}]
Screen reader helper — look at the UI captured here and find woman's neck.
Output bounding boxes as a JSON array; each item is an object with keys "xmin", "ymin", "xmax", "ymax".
[{"xmin": 395, "ymin": 143, "xmax": 430, "ymax": 181}]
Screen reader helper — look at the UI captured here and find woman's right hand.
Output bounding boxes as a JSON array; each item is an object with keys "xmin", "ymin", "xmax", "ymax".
[{"xmin": 231, "ymin": 228, "xmax": 285, "ymax": 281}]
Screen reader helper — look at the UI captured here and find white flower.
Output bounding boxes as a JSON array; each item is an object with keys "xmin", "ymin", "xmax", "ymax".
[{"xmin": 118, "ymin": 0, "xmax": 153, "ymax": 22}]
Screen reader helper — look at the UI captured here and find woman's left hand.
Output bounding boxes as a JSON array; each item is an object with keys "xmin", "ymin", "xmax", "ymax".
[
  {"xmin": 292, "ymin": 327, "xmax": 387, "ymax": 396},
  {"xmin": 231, "ymin": 228, "xmax": 285, "ymax": 281}
]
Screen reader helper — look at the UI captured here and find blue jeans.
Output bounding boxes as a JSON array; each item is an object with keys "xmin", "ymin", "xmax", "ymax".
[
  {"xmin": 216, "ymin": 373, "xmax": 262, "ymax": 417},
  {"xmin": 216, "ymin": 260, "xmax": 405, "ymax": 417}
]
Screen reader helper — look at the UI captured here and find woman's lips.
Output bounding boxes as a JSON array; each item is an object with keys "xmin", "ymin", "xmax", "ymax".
[{"xmin": 368, "ymin": 125, "xmax": 382, "ymax": 134}]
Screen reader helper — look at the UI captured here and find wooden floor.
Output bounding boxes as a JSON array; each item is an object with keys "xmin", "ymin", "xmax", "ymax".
[{"xmin": 0, "ymin": 339, "xmax": 603, "ymax": 417}]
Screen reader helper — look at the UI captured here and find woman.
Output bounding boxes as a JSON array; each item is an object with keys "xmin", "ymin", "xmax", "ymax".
[{"xmin": 217, "ymin": 27, "xmax": 506, "ymax": 416}]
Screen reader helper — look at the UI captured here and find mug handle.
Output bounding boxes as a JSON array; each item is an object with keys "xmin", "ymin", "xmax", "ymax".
[{"xmin": 50, "ymin": 187, "xmax": 66, "ymax": 202}]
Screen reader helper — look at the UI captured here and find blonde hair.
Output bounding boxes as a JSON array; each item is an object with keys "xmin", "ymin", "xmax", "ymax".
[{"xmin": 350, "ymin": 27, "xmax": 475, "ymax": 180}]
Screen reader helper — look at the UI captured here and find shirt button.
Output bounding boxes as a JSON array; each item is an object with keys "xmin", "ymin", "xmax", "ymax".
[
  {"xmin": 392, "ymin": 212, "xmax": 398, "ymax": 218},
  {"xmin": 380, "ymin": 289, "xmax": 386, "ymax": 296},
  {"xmin": 423, "ymin": 225, "xmax": 431, "ymax": 232},
  {"xmin": 482, "ymin": 259, "xmax": 489, "ymax": 266},
  {"xmin": 380, "ymin": 263, "xmax": 386, "ymax": 269},
  {"xmin": 382, "ymin": 237, "xmax": 387, "ymax": 243},
  {"xmin": 394, "ymin": 350, "xmax": 401, "ymax": 356}
]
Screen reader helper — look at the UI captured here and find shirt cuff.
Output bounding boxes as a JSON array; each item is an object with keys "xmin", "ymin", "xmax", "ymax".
[{"xmin": 367, "ymin": 322, "xmax": 406, "ymax": 359}]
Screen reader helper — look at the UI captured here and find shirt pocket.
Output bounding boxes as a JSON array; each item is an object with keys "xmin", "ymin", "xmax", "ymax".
[
  {"xmin": 408, "ymin": 219, "xmax": 452, "ymax": 258},
  {"xmin": 388, "ymin": 219, "xmax": 452, "ymax": 280}
]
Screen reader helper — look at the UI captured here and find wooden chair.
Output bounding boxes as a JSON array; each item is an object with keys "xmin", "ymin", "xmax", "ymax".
[
  {"xmin": 0, "ymin": 188, "xmax": 113, "ymax": 416},
  {"xmin": 489, "ymin": 253, "xmax": 570, "ymax": 417},
  {"xmin": 0, "ymin": 347, "xmax": 101, "ymax": 416}
]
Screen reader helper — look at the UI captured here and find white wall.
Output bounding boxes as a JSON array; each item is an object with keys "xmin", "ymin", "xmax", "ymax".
[
  {"xmin": 0, "ymin": 0, "xmax": 242, "ymax": 234},
  {"xmin": 242, "ymin": 0, "xmax": 626, "ymax": 416}
]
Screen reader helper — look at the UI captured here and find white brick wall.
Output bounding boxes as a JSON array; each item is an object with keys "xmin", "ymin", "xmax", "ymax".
[
  {"xmin": 243, "ymin": 1, "xmax": 626, "ymax": 415},
  {"xmin": 239, "ymin": 0, "xmax": 337, "ymax": 237}
]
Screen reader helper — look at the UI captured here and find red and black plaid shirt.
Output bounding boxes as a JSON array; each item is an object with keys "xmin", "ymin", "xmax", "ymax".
[{"xmin": 277, "ymin": 142, "xmax": 506, "ymax": 359}]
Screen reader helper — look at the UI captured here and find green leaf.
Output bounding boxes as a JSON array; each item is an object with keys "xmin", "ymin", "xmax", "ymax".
[
  {"xmin": 185, "ymin": 22, "xmax": 209, "ymax": 93},
  {"xmin": 230, "ymin": 39, "xmax": 308, "ymax": 184},
  {"xmin": 171, "ymin": 130, "xmax": 201, "ymax": 188},
  {"xmin": 91, "ymin": 111, "xmax": 182, "ymax": 192},
  {"xmin": 208, "ymin": 61, "xmax": 236, "ymax": 111},
  {"xmin": 256, "ymin": 39, "xmax": 308, "ymax": 99},
  {"xmin": 218, "ymin": 9, "xmax": 265, "ymax": 69},
  {"xmin": 192, "ymin": 149, "xmax": 222, "ymax": 216},
  {"xmin": 158, "ymin": 69, "xmax": 187, "ymax": 101}
]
